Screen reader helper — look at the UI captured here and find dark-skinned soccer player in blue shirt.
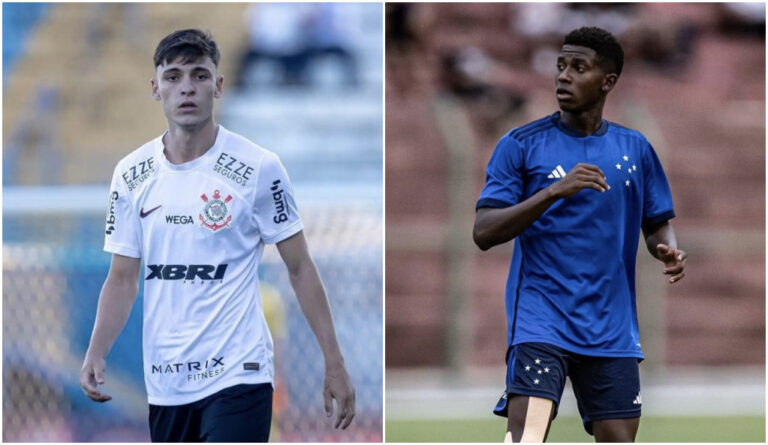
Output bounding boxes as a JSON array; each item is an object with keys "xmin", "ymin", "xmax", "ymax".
[{"xmin": 474, "ymin": 27, "xmax": 687, "ymax": 443}]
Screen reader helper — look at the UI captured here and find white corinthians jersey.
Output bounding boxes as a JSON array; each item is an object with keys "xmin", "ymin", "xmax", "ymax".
[{"xmin": 104, "ymin": 126, "xmax": 302, "ymax": 405}]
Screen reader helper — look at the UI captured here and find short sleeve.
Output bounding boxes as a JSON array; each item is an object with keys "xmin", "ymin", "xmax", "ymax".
[
  {"xmin": 103, "ymin": 166, "xmax": 142, "ymax": 258},
  {"xmin": 253, "ymin": 153, "xmax": 303, "ymax": 244},
  {"xmin": 641, "ymin": 142, "xmax": 675, "ymax": 226},
  {"xmin": 476, "ymin": 135, "xmax": 525, "ymax": 210}
]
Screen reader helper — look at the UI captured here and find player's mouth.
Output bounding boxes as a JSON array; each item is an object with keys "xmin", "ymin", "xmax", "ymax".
[
  {"xmin": 556, "ymin": 88, "xmax": 574, "ymax": 100},
  {"xmin": 179, "ymin": 101, "xmax": 198, "ymax": 111}
]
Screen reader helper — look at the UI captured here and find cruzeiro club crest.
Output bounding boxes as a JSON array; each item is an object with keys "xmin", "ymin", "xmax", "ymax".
[{"xmin": 199, "ymin": 189, "xmax": 233, "ymax": 232}]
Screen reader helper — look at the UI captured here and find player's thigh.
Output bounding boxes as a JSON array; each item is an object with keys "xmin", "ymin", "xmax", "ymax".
[
  {"xmin": 592, "ymin": 417, "xmax": 640, "ymax": 442},
  {"xmin": 569, "ymin": 356, "xmax": 641, "ymax": 437},
  {"xmin": 199, "ymin": 383, "xmax": 273, "ymax": 442},
  {"xmin": 506, "ymin": 395, "xmax": 555, "ymax": 442},
  {"xmin": 148, "ymin": 403, "xmax": 198, "ymax": 442}
]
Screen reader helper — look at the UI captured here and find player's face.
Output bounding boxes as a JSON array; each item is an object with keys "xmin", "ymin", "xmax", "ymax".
[
  {"xmin": 555, "ymin": 45, "xmax": 615, "ymax": 113},
  {"xmin": 151, "ymin": 56, "xmax": 223, "ymax": 128}
]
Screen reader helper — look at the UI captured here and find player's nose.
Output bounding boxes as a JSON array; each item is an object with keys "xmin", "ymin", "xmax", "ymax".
[
  {"xmin": 557, "ymin": 68, "xmax": 572, "ymax": 83},
  {"xmin": 179, "ymin": 77, "xmax": 196, "ymax": 95}
]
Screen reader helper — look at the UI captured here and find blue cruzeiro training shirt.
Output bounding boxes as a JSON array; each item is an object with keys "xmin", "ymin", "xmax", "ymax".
[{"xmin": 477, "ymin": 112, "xmax": 675, "ymax": 359}]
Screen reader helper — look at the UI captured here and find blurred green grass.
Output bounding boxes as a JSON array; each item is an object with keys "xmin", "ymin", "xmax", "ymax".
[{"xmin": 386, "ymin": 416, "xmax": 765, "ymax": 442}]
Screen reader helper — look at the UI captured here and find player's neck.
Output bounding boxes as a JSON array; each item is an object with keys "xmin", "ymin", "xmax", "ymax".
[
  {"xmin": 163, "ymin": 119, "xmax": 219, "ymax": 165},
  {"xmin": 559, "ymin": 107, "xmax": 604, "ymax": 136}
]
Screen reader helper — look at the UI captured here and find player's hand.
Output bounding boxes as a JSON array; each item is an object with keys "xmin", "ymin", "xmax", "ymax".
[
  {"xmin": 549, "ymin": 163, "xmax": 610, "ymax": 198},
  {"xmin": 656, "ymin": 244, "xmax": 687, "ymax": 283},
  {"xmin": 323, "ymin": 363, "xmax": 355, "ymax": 429},
  {"xmin": 79, "ymin": 354, "xmax": 112, "ymax": 402}
]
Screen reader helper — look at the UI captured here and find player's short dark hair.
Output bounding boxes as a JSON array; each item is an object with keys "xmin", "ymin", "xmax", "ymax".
[
  {"xmin": 153, "ymin": 29, "xmax": 220, "ymax": 68},
  {"xmin": 563, "ymin": 27, "xmax": 624, "ymax": 76}
]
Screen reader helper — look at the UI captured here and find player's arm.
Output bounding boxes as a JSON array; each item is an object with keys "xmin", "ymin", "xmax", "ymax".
[
  {"xmin": 473, "ymin": 163, "xmax": 610, "ymax": 250},
  {"xmin": 642, "ymin": 220, "xmax": 687, "ymax": 283},
  {"xmin": 79, "ymin": 254, "xmax": 141, "ymax": 402},
  {"xmin": 276, "ymin": 231, "xmax": 355, "ymax": 429}
]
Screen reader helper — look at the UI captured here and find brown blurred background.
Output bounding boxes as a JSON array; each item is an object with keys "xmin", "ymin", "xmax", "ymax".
[
  {"xmin": 386, "ymin": 1, "xmax": 764, "ymax": 370},
  {"xmin": 385, "ymin": 3, "xmax": 765, "ymax": 440}
]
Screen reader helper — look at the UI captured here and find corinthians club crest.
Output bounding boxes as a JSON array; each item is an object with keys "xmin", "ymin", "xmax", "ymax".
[{"xmin": 199, "ymin": 189, "xmax": 233, "ymax": 232}]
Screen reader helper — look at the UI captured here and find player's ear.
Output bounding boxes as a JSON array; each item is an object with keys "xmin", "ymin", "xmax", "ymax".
[
  {"xmin": 602, "ymin": 73, "xmax": 618, "ymax": 93},
  {"xmin": 150, "ymin": 77, "xmax": 161, "ymax": 101},
  {"xmin": 214, "ymin": 75, "xmax": 224, "ymax": 99}
]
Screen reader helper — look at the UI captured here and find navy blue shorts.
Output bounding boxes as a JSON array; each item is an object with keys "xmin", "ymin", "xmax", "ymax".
[
  {"xmin": 493, "ymin": 342, "xmax": 641, "ymax": 435},
  {"xmin": 149, "ymin": 383, "xmax": 273, "ymax": 442}
]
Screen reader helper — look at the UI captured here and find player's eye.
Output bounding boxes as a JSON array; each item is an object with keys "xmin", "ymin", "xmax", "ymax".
[
  {"xmin": 197, "ymin": 74, "xmax": 209, "ymax": 80},
  {"xmin": 557, "ymin": 63, "xmax": 565, "ymax": 71},
  {"xmin": 165, "ymin": 75, "xmax": 178, "ymax": 81}
]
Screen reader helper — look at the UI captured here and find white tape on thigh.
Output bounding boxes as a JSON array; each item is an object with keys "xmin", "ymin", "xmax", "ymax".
[{"xmin": 520, "ymin": 397, "xmax": 553, "ymax": 443}]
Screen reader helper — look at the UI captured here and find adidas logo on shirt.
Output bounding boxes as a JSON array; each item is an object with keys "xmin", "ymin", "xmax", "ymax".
[{"xmin": 547, "ymin": 165, "xmax": 567, "ymax": 179}]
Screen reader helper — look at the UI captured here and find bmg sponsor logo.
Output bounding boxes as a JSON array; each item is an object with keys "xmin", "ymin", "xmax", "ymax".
[
  {"xmin": 146, "ymin": 264, "xmax": 228, "ymax": 283},
  {"xmin": 151, "ymin": 356, "xmax": 225, "ymax": 382},
  {"xmin": 270, "ymin": 179, "xmax": 289, "ymax": 224},
  {"xmin": 105, "ymin": 191, "xmax": 118, "ymax": 235}
]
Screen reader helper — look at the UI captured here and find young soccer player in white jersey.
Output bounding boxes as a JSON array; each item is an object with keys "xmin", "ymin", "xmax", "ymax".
[{"xmin": 79, "ymin": 29, "xmax": 355, "ymax": 442}]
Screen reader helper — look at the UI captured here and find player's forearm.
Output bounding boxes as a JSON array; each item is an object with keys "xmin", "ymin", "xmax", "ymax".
[
  {"xmin": 86, "ymin": 276, "xmax": 138, "ymax": 360},
  {"xmin": 643, "ymin": 220, "xmax": 677, "ymax": 259},
  {"xmin": 288, "ymin": 260, "xmax": 345, "ymax": 368},
  {"xmin": 473, "ymin": 186, "xmax": 560, "ymax": 250}
]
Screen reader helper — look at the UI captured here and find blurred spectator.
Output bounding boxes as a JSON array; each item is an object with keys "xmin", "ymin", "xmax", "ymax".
[
  {"xmin": 304, "ymin": 3, "xmax": 359, "ymax": 85},
  {"xmin": 622, "ymin": 21, "xmax": 698, "ymax": 71},
  {"xmin": 718, "ymin": 2, "xmax": 765, "ymax": 36},
  {"xmin": 512, "ymin": 3, "xmax": 635, "ymax": 75},
  {"xmin": 385, "ymin": 3, "xmax": 436, "ymax": 96},
  {"xmin": 438, "ymin": 46, "xmax": 525, "ymax": 132},
  {"xmin": 235, "ymin": 3, "xmax": 310, "ymax": 87},
  {"xmin": 511, "ymin": 3, "xmax": 699, "ymax": 75},
  {"xmin": 235, "ymin": 3, "xmax": 357, "ymax": 89},
  {"xmin": 387, "ymin": 4, "xmax": 421, "ymax": 54}
]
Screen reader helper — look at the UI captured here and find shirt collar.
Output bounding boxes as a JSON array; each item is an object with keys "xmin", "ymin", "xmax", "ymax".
[{"xmin": 551, "ymin": 111, "xmax": 609, "ymax": 137}]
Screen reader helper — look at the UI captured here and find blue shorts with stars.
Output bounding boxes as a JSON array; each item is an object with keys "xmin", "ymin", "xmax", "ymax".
[{"xmin": 493, "ymin": 342, "xmax": 641, "ymax": 434}]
